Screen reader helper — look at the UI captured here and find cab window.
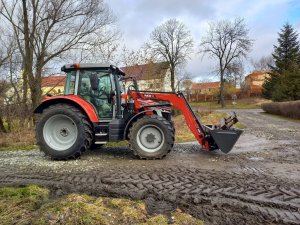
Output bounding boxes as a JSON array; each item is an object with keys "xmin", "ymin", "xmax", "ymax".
[
  {"xmin": 64, "ymin": 71, "xmax": 76, "ymax": 95},
  {"xmin": 77, "ymin": 70, "xmax": 113, "ymax": 119}
]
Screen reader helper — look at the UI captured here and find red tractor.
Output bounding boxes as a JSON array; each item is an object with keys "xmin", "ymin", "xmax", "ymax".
[{"xmin": 34, "ymin": 64, "xmax": 242, "ymax": 160}]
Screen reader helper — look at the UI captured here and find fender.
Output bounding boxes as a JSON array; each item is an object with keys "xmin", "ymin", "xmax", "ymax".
[
  {"xmin": 123, "ymin": 110, "xmax": 153, "ymax": 139},
  {"xmin": 34, "ymin": 95, "xmax": 99, "ymax": 123}
]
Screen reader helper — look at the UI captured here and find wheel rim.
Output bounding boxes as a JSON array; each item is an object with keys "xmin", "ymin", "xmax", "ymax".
[
  {"xmin": 136, "ymin": 125, "xmax": 164, "ymax": 153},
  {"xmin": 43, "ymin": 114, "xmax": 78, "ymax": 151}
]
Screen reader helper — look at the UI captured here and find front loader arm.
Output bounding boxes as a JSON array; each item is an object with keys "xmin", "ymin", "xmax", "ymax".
[
  {"xmin": 130, "ymin": 91, "xmax": 242, "ymax": 153},
  {"xmin": 131, "ymin": 91, "xmax": 206, "ymax": 146}
]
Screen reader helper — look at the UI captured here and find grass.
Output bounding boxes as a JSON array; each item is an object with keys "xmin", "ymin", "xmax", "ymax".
[
  {"xmin": 0, "ymin": 185, "xmax": 203, "ymax": 225},
  {"xmin": 0, "ymin": 128, "xmax": 36, "ymax": 151},
  {"xmin": 0, "ymin": 144, "xmax": 36, "ymax": 152},
  {"xmin": 174, "ymin": 111, "xmax": 246, "ymax": 142},
  {"xmin": 190, "ymin": 97, "xmax": 271, "ymax": 110},
  {"xmin": 104, "ymin": 140, "xmax": 128, "ymax": 148},
  {"xmin": 174, "ymin": 111, "xmax": 218, "ymax": 142},
  {"xmin": 0, "ymin": 185, "xmax": 49, "ymax": 225}
]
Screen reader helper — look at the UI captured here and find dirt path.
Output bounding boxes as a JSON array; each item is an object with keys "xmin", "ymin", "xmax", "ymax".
[{"xmin": 0, "ymin": 109, "xmax": 300, "ymax": 225}]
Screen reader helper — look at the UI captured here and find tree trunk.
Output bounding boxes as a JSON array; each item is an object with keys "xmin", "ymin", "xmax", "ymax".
[
  {"xmin": 220, "ymin": 71, "xmax": 225, "ymax": 108},
  {"xmin": 22, "ymin": 0, "xmax": 35, "ymax": 110},
  {"xmin": 30, "ymin": 81, "xmax": 42, "ymax": 110},
  {"xmin": 0, "ymin": 115, "xmax": 6, "ymax": 133},
  {"xmin": 170, "ymin": 66, "xmax": 175, "ymax": 92},
  {"xmin": 22, "ymin": 65, "xmax": 29, "ymax": 114}
]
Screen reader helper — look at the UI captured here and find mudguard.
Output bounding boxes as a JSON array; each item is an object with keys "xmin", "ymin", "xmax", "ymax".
[{"xmin": 34, "ymin": 95, "xmax": 99, "ymax": 123}]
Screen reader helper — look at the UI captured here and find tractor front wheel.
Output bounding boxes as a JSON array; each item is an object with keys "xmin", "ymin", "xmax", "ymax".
[
  {"xmin": 36, "ymin": 103, "xmax": 93, "ymax": 160},
  {"xmin": 128, "ymin": 115, "xmax": 174, "ymax": 159}
]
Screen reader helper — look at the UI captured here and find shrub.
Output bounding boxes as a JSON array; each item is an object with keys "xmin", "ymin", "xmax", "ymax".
[{"xmin": 261, "ymin": 100, "xmax": 300, "ymax": 119}]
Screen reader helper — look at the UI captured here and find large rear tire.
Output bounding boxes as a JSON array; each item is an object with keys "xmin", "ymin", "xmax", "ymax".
[
  {"xmin": 128, "ymin": 115, "xmax": 174, "ymax": 159},
  {"xmin": 36, "ymin": 103, "xmax": 93, "ymax": 160}
]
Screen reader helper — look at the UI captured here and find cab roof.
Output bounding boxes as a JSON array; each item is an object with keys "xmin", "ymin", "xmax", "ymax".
[{"xmin": 61, "ymin": 63, "xmax": 125, "ymax": 76}]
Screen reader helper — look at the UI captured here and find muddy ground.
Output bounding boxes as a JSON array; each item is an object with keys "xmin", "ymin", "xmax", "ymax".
[{"xmin": 0, "ymin": 109, "xmax": 299, "ymax": 225}]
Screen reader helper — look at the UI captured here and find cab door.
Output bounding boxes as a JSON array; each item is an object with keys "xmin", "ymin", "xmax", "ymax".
[{"xmin": 77, "ymin": 71, "xmax": 114, "ymax": 119}]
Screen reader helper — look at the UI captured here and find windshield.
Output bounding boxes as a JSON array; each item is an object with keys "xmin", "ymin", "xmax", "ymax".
[{"xmin": 78, "ymin": 70, "xmax": 113, "ymax": 118}]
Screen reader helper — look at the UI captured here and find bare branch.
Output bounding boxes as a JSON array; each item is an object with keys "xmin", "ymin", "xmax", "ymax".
[
  {"xmin": 145, "ymin": 19, "xmax": 194, "ymax": 91},
  {"xmin": 199, "ymin": 18, "xmax": 253, "ymax": 107}
]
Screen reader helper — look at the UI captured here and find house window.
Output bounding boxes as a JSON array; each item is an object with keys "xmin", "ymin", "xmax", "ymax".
[
  {"xmin": 149, "ymin": 83, "xmax": 154, "ymax": 88},
  {"xmin": 156, "ymin": 83, "xmax": 160, "ymax": 89}
]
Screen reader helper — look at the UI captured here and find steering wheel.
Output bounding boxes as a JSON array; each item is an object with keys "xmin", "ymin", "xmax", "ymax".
[
  {"xmin": 98, "ymin": 86, "xmax": 106, "ymax": 96},
  {"xmin": 127, "ymin": 85, "xmax": 136, "ymax": 92}
]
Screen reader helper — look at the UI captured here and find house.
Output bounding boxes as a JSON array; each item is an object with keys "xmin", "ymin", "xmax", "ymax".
[
  {"xmin": 244, "ymin": 70, "xmax": 270, "ymax": 96},
  {"xmin": 41, "ymin": 75, "xmax": 66, "ymax": 96},
  {"xmin": 190, "ymin": 81, "xmax": 220, "ymax": 102},
  {"xmin": 121, "ymin": 62, "xmax": 173, "ymax": 92},
  {"xmin": 191, "ymin": 82, "xmax": 220, "ymax": 95}
]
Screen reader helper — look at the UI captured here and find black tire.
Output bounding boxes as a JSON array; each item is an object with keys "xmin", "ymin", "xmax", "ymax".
[
  {"xmin": 128, "ymin": 115, "xmax": 174, "ymax": 159},
  {"xmin": 36, "ymin": 103, "xmax": 93, "ymax": 160},
  {"xmin": 170, "ymin": 120, "xmax": 175, "ymax": 147}
]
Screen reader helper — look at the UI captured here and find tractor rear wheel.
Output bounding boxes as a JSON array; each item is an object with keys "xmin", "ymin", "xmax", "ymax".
[
  {"xmin": 128, "ymin": 115, "xmax": 174, "ymax": 159},
  {"xmin": 36, "ymin": 103, "xmax": 93, "ymax": 160}
]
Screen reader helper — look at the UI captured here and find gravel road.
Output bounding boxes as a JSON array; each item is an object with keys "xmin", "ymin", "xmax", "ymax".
[{"xmin": 0, "ymin": 109, "xmax": 300, "ymax": 225}]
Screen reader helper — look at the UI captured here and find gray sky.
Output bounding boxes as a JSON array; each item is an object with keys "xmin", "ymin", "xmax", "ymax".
[{"xmin": 109, "ymin": 0, "xmax": 300, "ymax": 81}]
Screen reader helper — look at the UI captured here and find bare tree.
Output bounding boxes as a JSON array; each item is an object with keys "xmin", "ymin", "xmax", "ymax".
[
  {"xmin": 145, "ymin": 19, "xmax": 194, "ymax": 92},
  {"xmin": 200, "ymin": 18, "xmax": 253, "ymax": 107},
  {"xmin": 65, "ymin": 33, "xmax": 121, "ymax": 64},
  {"xmin": 225, "ymin": 60, "xmax": 245, "ymax": 87},
  {"xmin": 0, "ymin": 0, "xmax": 118, "ymax": 109},
  {"xmin": 119, "ymin": 45, "xmax": 149, "ymax": 68},
  {"xmin": 181, "ymin": 78, "xmax": 193, "ymax": 101},
  {"xmin": 251, "ymin": 55, "xmax": 274, "ymax": 71},
  {"xmin": 175, "ymin": 67, "xmax": 191, "ymax": 92}
]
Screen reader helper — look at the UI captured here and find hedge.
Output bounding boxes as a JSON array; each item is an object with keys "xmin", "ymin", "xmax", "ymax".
[{"xmin": 261, "ymin": 100, "xmax": 300, "ymax": 119}]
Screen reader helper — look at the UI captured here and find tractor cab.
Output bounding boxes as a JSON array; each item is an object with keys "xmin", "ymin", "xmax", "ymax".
[{"xmin": 61, "ymin": 64, "xmax": 126, "ymax": 119}]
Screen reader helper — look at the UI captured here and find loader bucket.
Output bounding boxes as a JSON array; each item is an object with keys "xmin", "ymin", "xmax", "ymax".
[{"xmin": 209, "ymin": 128, "xmax": 243, "ymax": 153}]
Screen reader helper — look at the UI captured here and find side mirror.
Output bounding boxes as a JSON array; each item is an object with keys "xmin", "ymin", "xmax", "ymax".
[
  {"xmin": 90, "ymin": 74, "xmax": 99, "ymax": 91},
  {"xmin": 108, "ymin": 91, "xmax": 115, "ymax": 104}
]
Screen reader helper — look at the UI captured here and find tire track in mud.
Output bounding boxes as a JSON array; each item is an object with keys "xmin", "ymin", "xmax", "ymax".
[{"xmin": 1, "ymin": 167, "xmax": 299, "ymax": 225}]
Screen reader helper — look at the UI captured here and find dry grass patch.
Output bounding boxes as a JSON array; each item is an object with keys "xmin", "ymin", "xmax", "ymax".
[
  {"xmin": 0, "ymin": 128, "xmax": 36, "ymax": 151},
  {"xmin": 190, "ymin": 97, "xmax": 270, "ymax": 109},
  {"xmin": 174, "ymin": 111, "xmax": 229, "ymax": 142},
  {"xmin": 0, "ymin": 185, "xmax": 203, "ymax": 225}
]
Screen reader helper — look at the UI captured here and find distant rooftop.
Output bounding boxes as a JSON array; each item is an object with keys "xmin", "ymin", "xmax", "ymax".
[
  {"xmin": 42, "ymin": 76, "xmax": 66, "ymax": 88},
  {"xmin": 121, "ymin": 62, "xmax": 169, "ymax": 80},
  {"xmin": 191, "ymin": 81, "xmax": 220, "ymax": 90}
]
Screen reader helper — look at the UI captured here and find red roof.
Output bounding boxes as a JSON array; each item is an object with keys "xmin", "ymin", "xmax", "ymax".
[
  {"xmin": 245, "ymin": 70, "xmax": 271, "ymax": 80},
  {"xmin": 121, "ymin": 62, "xmax": 169, "ymax": 80},
  {"xmin": 41, "ymin": 76, "xmax": 66, "ymax": 88},
  {"xmin": 191, "ymin": 81, "xmax": 220, "ymax": 90}
]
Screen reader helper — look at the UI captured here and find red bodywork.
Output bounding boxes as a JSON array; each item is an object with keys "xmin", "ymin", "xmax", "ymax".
[
  {"xmin": 36, "ymin": 95, "xmax": 99, "ymax": 123},
  {"xmin": 129, "ymin": 91, "xmax": 207, "ymax": 148},
  {"xmin": 36, "ymin": 91, "xmax": 240, "ymax": 153}
]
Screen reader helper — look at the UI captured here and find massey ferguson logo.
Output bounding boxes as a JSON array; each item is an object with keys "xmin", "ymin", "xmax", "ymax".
[{"xmin": 144, "ymin": 94, "xmax": 155, "ymax": 98}]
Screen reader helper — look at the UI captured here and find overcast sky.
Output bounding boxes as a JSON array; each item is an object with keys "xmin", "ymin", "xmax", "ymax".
[{"xmin": 108, "ymin": 0, "xmax": 300, "ymax": 81}]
